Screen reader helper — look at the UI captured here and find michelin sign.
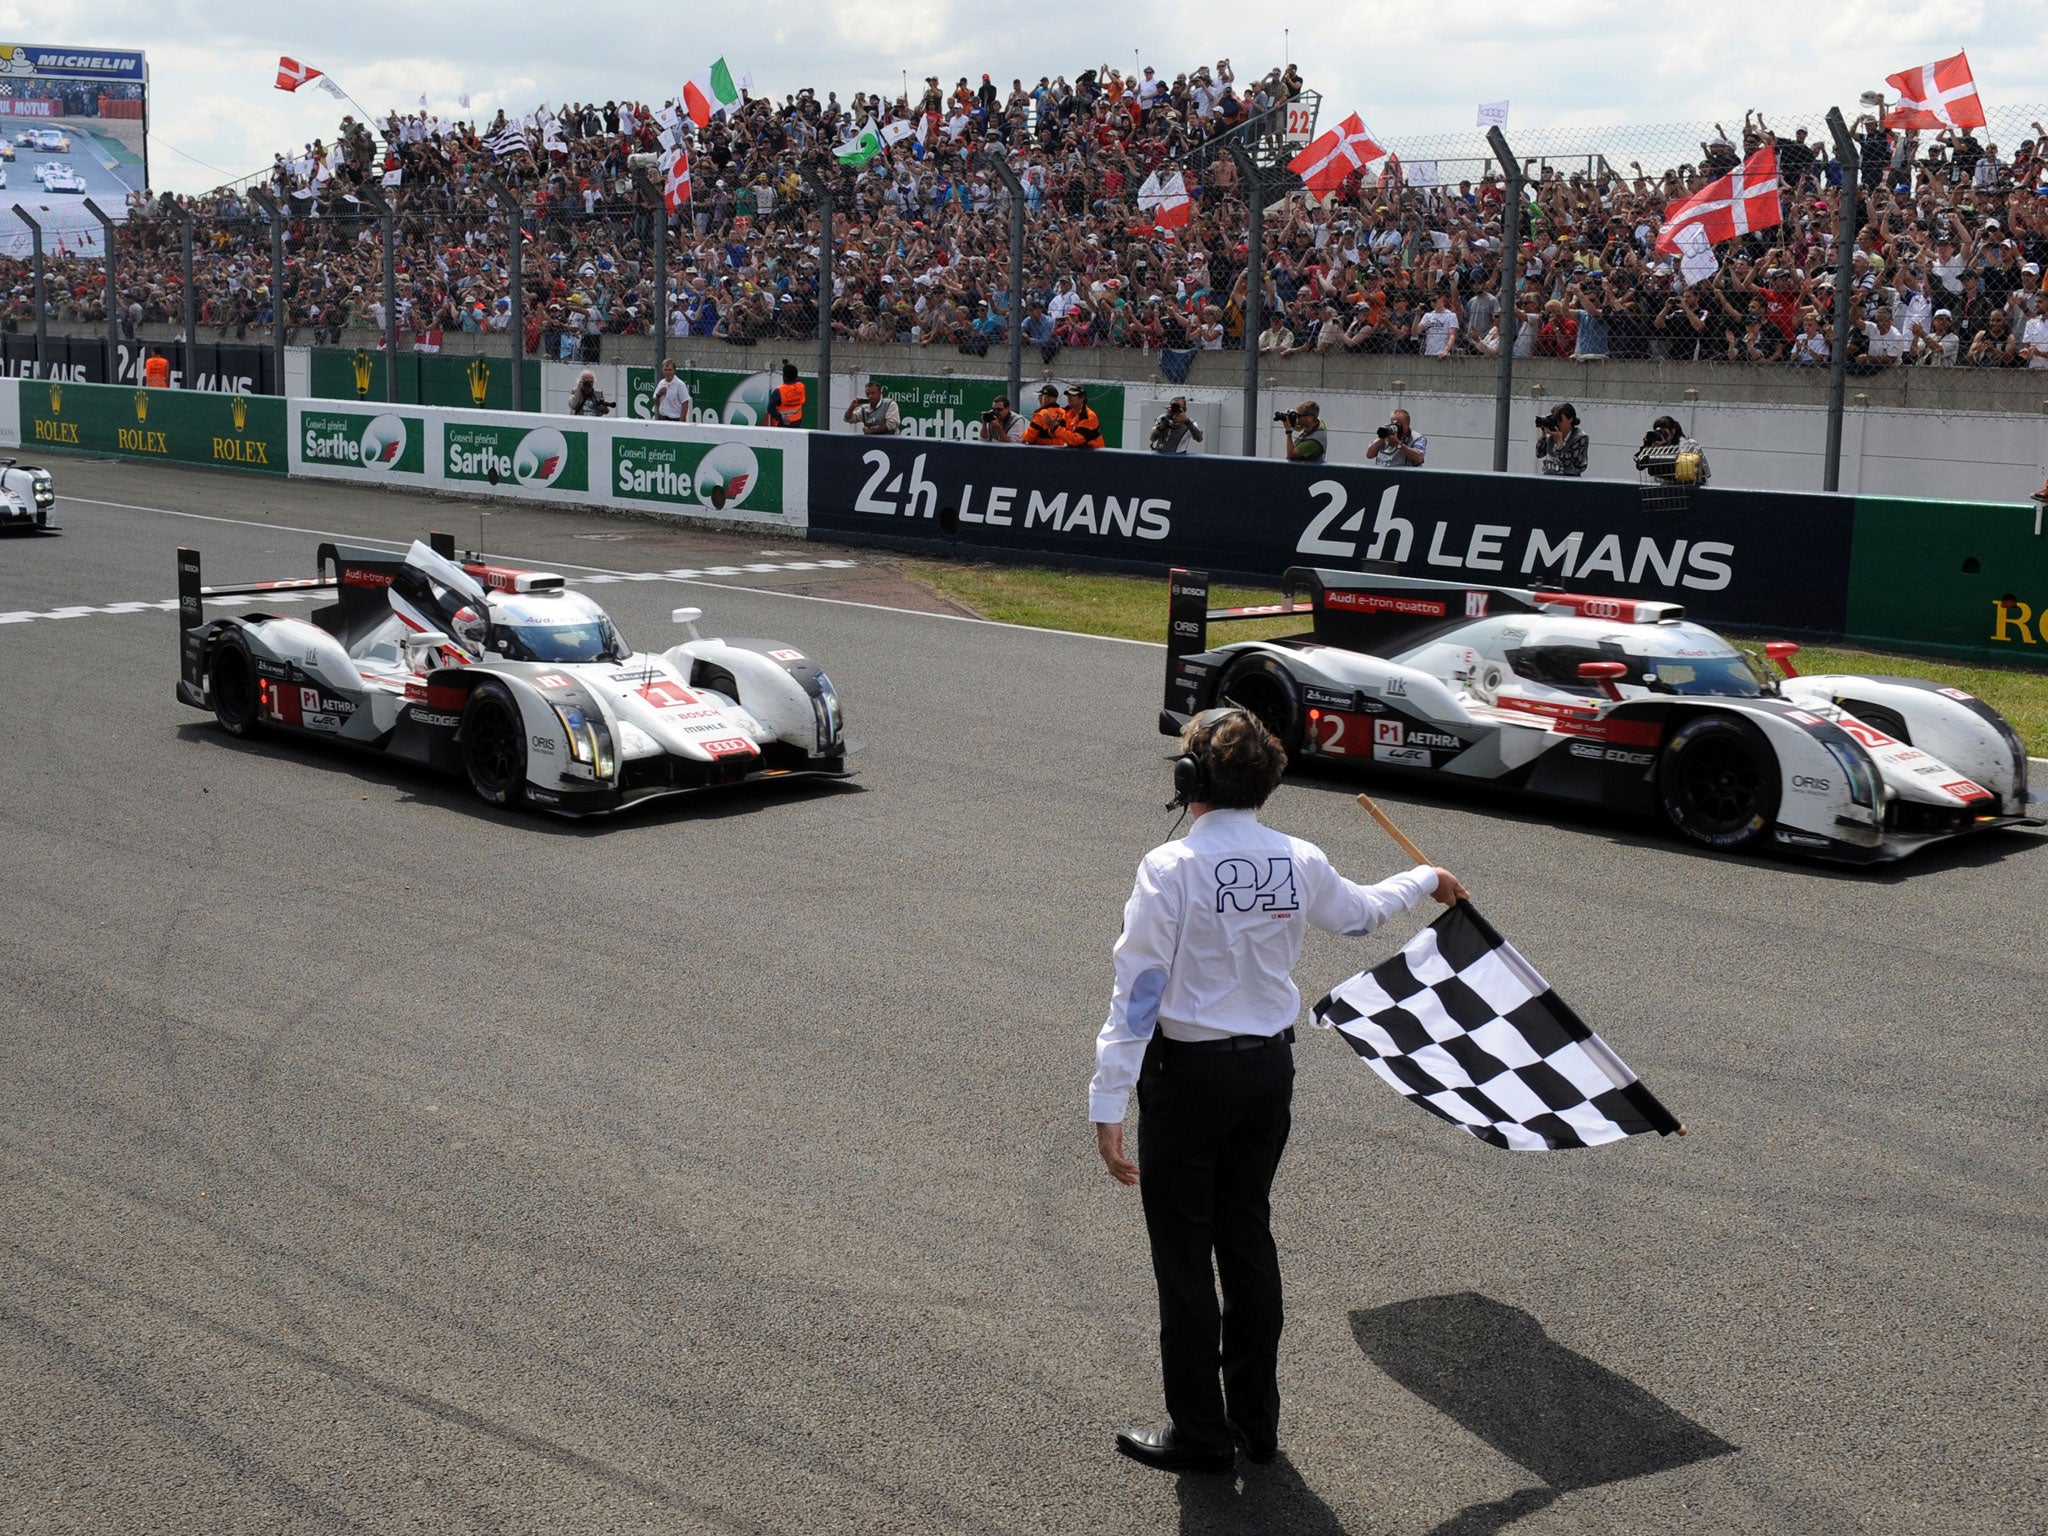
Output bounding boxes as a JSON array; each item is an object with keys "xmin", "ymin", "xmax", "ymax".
[{"xmin": 0, "ymin": 43, "xmax": 148, "ymax": 80}]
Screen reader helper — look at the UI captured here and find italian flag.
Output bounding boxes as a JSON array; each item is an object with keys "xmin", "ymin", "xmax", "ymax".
[{"xmin": 683, "ymin": 59, "xmax": 741, "ymax": 127}]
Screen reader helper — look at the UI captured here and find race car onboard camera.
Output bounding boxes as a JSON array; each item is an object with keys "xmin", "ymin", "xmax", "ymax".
[
  {"xmin": 1164, "ymin": 566, "xmax": 2037, "ymax": 862},
  {"xmin": 175, "ymin": 534, "xmax": 851, "ymax": 812}
]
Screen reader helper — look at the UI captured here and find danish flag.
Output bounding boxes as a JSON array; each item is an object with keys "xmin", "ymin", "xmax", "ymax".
[
  {"xmin": 661, "ymin": 147, "xmax": 691, "ymax": 214},
  {"xmin": 1884, "ymin": 51, "xmax": 1986, "ymax": 131},
  {"xmin": 1288, "ymin": 113, "xmax": 1387, "ymax": 198},
  {"xmin": 275, "ymin": 57, "xmax": 322, "ymax": 93},
  {"xmin": 1655, "ymin": 146, "xmax": 1781, "ymax": 255}
]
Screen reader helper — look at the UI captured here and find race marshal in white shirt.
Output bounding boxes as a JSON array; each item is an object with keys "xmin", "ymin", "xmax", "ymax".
[{"xmin": 1090, "ymin": 707, "xmax": 1466, "ymax": 1475}]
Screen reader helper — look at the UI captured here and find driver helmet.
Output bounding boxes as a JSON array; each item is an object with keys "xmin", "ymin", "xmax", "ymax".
[{"xmin": 450, "ymin": 605, "xmax": 488, "ymax": 656}]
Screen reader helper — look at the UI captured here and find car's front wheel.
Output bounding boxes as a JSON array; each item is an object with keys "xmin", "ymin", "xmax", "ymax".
[
  {"xmin": 210, "ymin": 635, "xmax": 261, "ymax": 738},
  {"xmin": 1659, "ymin": 715, "xmax": 1780, "ymax": 851},
  {"xmin": 461, "ymin": 681, "xmax": 527, "ymax": 807}
]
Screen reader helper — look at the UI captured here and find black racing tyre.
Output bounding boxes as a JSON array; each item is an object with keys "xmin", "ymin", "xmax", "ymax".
[
  {"xmin": 1658, "ymin": 715, "xmax": 1780, "ymax": 851},
  {"xmin": 461, "ymin": 680, "xmax": 527, "ymax": 807},
  {"xmin": 1218, "ymin": 652, "xmax": 1304, "ymax": 757},
  {"xmin": 209, "ymin": 634, "xmax": 261, "ymax": 738},
  {"xmin": 1839, "ymin": 700, "xmax": 1910, "ymax": 746}
]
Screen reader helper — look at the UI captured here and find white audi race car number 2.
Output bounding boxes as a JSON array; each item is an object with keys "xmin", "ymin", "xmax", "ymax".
[{"xmin": 1162, "ymin": 566, "xmax": 2036, "ymax": 863}]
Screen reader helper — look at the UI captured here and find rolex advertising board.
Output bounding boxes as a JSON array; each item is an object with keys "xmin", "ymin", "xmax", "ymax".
[
  {"xmin": 624, "ymin": 365, "xmax": 816, "ymax": 430},
  {"xmin": 869, "ymin": 375, "xmax": 1126, "ymax": 448},
  {"xmin": 289, "ymin": 402, "xmax": 432, "ymax": 481},
  {"xmin": 18, "ymin": 378, "xmax": 284, "ymax": 473}
]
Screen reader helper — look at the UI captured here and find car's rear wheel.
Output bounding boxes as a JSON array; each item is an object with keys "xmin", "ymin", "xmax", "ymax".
[
  {"xmin": 1218, "ymin": 653, "xmax": 1303, "ymax": 757},
  {"xmin": 462, "ymin": 681, "xmax": 527, "ymax": 807},
  {"xmin": 210, "ymin": 635, "xmax": 261, "ymax": 738},
  {"xmin": 1659, "ymin": 715, "xmax": 1780, "ymax": 851}
]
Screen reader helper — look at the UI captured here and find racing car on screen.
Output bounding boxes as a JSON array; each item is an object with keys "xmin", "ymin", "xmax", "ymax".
[
  {"xmin": 175, "ymin": 535, "xmax": 851, "ymax": 813},
  {"xmin": 34, "ymin": 160, "xmax": 83, "ymax": 192},
  {"xmin": 15, "ymin": 129, "xmax": 69, "ymax": 153},
  {"xmin": 0, "ymin": 141, "xmax": 16, "ymax": 161},
  {"xmin": 1164, "ymin": 567, "xmax": 2037, "ymax": 862}
]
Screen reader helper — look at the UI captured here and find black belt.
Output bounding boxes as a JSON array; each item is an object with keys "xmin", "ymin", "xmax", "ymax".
[{"xmin": 1157, "ymin": 1026, "xmax": 1295, "ymax": 1055}]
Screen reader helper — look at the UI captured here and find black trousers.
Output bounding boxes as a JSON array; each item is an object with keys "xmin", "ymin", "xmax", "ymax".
[{"xmin": 1136, "ymin": 1034, "xmax": 1294, "ymax": 1455}]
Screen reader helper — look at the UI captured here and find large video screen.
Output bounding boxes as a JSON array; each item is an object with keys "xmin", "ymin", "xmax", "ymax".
[{"xmin": 0, "ymin": 42, "xmax": 148, "ymax": 259}]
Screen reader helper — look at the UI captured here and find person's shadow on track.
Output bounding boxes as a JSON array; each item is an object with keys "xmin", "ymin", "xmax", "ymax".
[{"xmin": 1174, "ymin": 1455, "xmax": 1355, "ymax": 1536}]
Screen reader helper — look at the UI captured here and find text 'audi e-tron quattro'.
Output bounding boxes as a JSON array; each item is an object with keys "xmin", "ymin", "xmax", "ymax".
[
  {"xmin": 1162, "ymin": 567, "xmax": 2037, "ymax": 863},
  {"xmin": 174, "ymin": 534, "xmax": 852, "ymax": 813}
]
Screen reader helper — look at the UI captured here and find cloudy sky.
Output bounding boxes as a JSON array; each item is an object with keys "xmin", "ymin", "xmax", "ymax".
[{"xmin": 15, "ymin": 0, "xmax": 2039, "ymax": 190}]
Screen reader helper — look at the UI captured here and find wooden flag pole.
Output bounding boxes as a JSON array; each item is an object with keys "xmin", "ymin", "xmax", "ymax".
[{"xmin": 1357, "ymin": 794, "xmax": 1432, "ymax": 867}]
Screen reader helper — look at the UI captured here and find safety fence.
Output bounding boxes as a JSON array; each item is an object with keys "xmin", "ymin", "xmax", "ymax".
[{"xmin": 4, "ymin": 377, "xmax": 2041, "ymax": 669}]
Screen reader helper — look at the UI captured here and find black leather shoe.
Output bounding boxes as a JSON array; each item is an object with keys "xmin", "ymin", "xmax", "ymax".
[
  {"xmin": 1115, "ymin": 1426, "xmax": 1235, "ymax": 1474},
  {"xmin": 1227, "ymin": 1419, "xmax": 1278, "ymax": 1464}
]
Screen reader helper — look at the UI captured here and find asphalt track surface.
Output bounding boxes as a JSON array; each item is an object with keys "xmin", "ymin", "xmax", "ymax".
[{"xmin": 3, "ymin": 460, "xmax": 2044, "ymax": 1536}]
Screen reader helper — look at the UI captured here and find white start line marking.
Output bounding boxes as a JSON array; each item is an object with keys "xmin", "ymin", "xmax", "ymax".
[{"xmin": 0, "ymin": 558, "xmax": 857, "ymax": 628}]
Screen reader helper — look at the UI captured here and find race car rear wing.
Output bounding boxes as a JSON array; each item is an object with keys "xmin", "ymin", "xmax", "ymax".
[
  {"xmin": 176, "ymin": 545, "xmax": 338, "ymax": 694},
  {"xmin": 1165, "ymin": 567, "xmax": 1316, "ymax": 717}
]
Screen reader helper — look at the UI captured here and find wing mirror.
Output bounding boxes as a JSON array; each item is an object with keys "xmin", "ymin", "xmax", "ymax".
[
  {"xmin": 1764, "ymin": 640, "xmax": 1801, "ymax": 678},
  {"xmin": 399, "ymin": 628, "xmax": 456, "ymax": 658},
  {"xmin": 1577, "ymin": 660, "xmax": 1628, "ymax": 701},
  {"xmin": 671, "ymin": 606, "xmax": 703, "ymax": 640}
]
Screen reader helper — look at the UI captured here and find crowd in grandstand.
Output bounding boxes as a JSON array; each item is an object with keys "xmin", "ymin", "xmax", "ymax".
[{"xmin": 10, "ymin": 64, "xmax": 2048, "ymax": 374}]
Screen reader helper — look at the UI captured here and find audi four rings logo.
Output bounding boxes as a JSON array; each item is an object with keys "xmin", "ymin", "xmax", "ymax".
[{"xmin": 1576, "ymin": 598, "xmax": 1624, "ymax": 619}]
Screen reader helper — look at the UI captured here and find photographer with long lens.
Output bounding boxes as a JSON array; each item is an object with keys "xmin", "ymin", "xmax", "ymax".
[
  {"xmin": 1364, "ymin": 406, "xmax": 1425, "ymax": 467},
  {"xmin": 979, "ymin": 394, "xmax": 1026, "ymax": 443},
  {"xmin": 1535, "ymin": 401, "xmax": 1589, "ymax": 477},
  {"xmin": 1150, "ymin": 396, "xmax": 1204, "ymax": 454},
  {"xmin": 1278, "ymin": 400, "xmax": 1328, "ymax": 463},
  {"xmin": 1633, "ymin": 414, "xmax": 1710, "ymax": 487}
]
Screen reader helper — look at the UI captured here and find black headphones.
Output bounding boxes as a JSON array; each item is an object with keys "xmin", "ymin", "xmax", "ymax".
[{"xmin": 1169, "ymin": 706, "xmax": 1248, "ymax": 809}]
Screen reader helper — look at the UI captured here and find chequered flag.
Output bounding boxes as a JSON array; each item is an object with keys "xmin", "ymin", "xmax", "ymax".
[{"xmin": 1312, "ymin": 903, "xmax": 1680, "ymax": 1151}]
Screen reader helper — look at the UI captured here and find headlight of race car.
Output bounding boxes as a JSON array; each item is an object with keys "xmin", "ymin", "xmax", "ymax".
[
  {"xmin": 551, "ymin": 701, "xmax": 616, "ymax": 780},
  {"xmin": 31, "ymin": 473, "xmax": 53, "ymax": 505},
  {"xmin": 1824, "ymin": 738, "xmax": 1879, "ymax": 809},
  {"xmin": 811, "ymin": 673, "xmax": 843, "ymax": 752}
]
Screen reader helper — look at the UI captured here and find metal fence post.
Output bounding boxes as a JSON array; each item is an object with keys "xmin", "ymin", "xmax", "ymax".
[
  {"xmin": 13, "ymin": 208, "xmax": 46, "ymax": 376},
  {"xmin": 356, "ymin": 183, "xmax": 401, "ymax": 401},
  {"xmin": 797, "ymin": 165, "xmax": 834, "ymax": 429},
  {"xmin": 171, "ymin": 201, "xmax": 196, "ymax": 387},
  {"xmin": 483, "ymin": 179, "xmax": 523, "ymax": 411},
  {"xmin": 982, "ymin": 150, "xmax": 1026, "ymax": 409},
  {"xmin": 82, "ymin": 197, "xmax": 118, "ymax": 379},
  {"xmin": 1225, "ymin": 144, "xmax": 1264, "ymax": 458},
  {"xmin": 1822, "ymin": 107, "xmax": 1862, "ymax": 494},
  {"xmin": 247, "ymin": 188, "xmax": 287, "ymax": 396},
  {"xmin": 1486, "ymin": 127, "xmax": 1525, "ymax": 474},
  {"xmin": 633, "ymin": 170, "xmax": 668, "ymax": 377}
]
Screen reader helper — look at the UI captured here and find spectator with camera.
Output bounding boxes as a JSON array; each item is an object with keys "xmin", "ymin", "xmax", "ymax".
[
  {"xmin": 1633, "ymin": 415, "xmax": 1709, "ymax": 487},
  {"xmin": 567, "ymin": 370, "xmax": 614, "ymax": 417},
  {"xmin": 980, "ymin": 394, "xmax": 1026, "ymax": 443},
  {"xmin": 844, "ymin": 379, "xmax": 902, "ymax": 435},
  {"xmin": 1535, "ymin": 402, "xmax": 1588, "ymax": 477},
  {"xmin": 1279, "ymin": 401, "xmax": 1327, "ymax": 462},
  {"xmin": 1150, "ymin": 396, "xmax": 1204, "ymax": 454},
  {"xmin": 1366, "ymin": 408, "xmax": 1424, "ymax": 468}
]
